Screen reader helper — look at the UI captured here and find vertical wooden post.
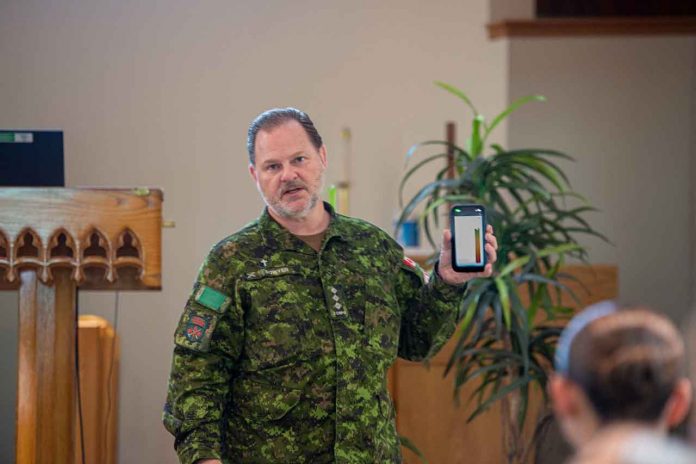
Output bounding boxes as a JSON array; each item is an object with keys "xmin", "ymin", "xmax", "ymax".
[
  {"xmin": 16, "ymin": 268, "xmax": 76, "ymax": 464},
  {"xmin": 446, "ymin": 122, "xmax": 456, "ymax": 180},
  {"xmin": 16, "ymin": 270, "xmax": 38, "ymax": 464}
]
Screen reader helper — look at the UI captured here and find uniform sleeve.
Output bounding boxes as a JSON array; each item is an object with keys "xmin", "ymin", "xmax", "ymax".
[
  {"xmin": 395, "ymin": 255, "xmax": 468, "ymax": 362},
  {"xmin": 163, "ymin": 247, "xmax": 244, "ymax": 464}
]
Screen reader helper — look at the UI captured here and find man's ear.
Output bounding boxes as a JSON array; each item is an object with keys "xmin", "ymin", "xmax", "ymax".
[
  {"xmin": 550, "ymin": 374, "xmax": 594, "ymax": 419},
  {"xmin": 664, "ymin": 378, "xmax": 692, "ymax": 428},
  {"xmin": 550, "ymin": 375, "xmax": 578, "ymax": 418},
  {"xmin": 549, "ymin": 374, "xmax": 602, "ymax": 448},
  {"xmin": 249, "ymin": 163, "xmax": 258, "ymax": 183}
]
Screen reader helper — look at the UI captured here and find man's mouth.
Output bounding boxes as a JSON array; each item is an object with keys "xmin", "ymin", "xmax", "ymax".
[{"xmin": 282, "ymin": 186, "xmax": 305, "ymax": 197}]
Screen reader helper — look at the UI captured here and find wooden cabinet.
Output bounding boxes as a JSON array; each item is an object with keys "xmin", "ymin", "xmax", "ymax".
[{"xmin": 390, "ymin": 264, "xmax": 618, "ymax": 463}]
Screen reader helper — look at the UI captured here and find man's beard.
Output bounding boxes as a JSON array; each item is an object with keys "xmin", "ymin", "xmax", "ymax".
[{"xmin": 263, "ymin": 173, "xmax": 325, "ymax": 219}]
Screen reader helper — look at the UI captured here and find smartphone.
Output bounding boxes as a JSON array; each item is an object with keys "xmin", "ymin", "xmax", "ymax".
[{"xmin": 450, "ymin": 204, "xmax": 486, "ymax": 273}]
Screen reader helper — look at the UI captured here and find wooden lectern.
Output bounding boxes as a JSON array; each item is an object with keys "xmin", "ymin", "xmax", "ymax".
[{"xmin": 0, "ymin": 188, "xmax": 163, "ymax": 464}]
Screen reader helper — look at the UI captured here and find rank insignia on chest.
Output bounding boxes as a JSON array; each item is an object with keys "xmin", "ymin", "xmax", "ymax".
[
  {"xmin": 185, "ymin": 313, "xmax": 212, "ymax": 342},
  {"xmin": 329, "ymin": 285, "xmax": 346, "ymax": 318}
]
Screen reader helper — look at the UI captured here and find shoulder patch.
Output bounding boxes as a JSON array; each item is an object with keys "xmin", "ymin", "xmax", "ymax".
[
  {"xmin": 175, "ymin": 308, "xmax": 218, "ymax": 352},
  {"xmin": 195, "ymin": 285, "xmax": 232, "ymax": 313},
  {"xmin": 185, "ymin": 313, "xmax": 212, "ymax": 342},
  {"xmin": 403, "ymin": 256, "xmax": 417, "ymax": 269}
]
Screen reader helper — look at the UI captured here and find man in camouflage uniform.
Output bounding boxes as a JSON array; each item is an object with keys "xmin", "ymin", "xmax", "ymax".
[{"xmin": 163, "ymin": 108, "xmax": 498, "ymax": 464}]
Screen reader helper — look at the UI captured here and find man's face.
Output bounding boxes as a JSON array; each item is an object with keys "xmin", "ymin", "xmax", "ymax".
[{"xmin": 249, "ymin": 120, "xmax": 327, "ymax": 220}]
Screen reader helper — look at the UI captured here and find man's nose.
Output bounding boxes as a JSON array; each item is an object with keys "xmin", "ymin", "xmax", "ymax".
[{"xmin": 279, "ymin": 165, "xmax": 299, "ymax": 182}]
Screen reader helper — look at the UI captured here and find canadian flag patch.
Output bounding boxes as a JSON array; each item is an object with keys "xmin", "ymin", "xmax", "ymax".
[
  {"xmin": 403, "ymin": 256, "xmax": 417, "ymax": 269},
  {"xmin": 403, "ymin": 256, "xmax": 430, "ymax": 283}
]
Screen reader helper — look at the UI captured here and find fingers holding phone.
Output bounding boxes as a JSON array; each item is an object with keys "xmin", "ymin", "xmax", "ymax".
[{"xmin": 438, "ymin": 205, "xmax": 497, "ymax": 285}]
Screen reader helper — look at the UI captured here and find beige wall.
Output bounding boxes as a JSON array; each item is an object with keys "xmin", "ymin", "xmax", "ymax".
[
  {"xmin": 692, "ymin": 44, "xmax": 696, "ymax": 310},
  {"xmin": 489, "ymin": 0, "xmax": 534, "ymax": 22},
  {"xmin": 506, "ymin": 36, "xmax": 696, "ymax": 321},
  {"xmin": 1, "ymin": 1, "xmax": 694, "ymax": 462},
  {"xmin": 0, "ymin": 1, "xmax": 506, "ymax": 462}
]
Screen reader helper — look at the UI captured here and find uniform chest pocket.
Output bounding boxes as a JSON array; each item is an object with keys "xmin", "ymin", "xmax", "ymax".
[
  {"xmin": 241, "ymin": 267, "xmax": 320, "ymax": 368},
  {"xmin": 340, "ymin": 260, "xmax": 400, "ymax": 352},
  {"xmin": 362, "ymin": 274, "xmax": 401, "ymax": 359}
]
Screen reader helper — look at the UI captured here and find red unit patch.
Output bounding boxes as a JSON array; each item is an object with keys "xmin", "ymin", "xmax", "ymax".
[
  {"xmin": 186, "ymin": 325, "xmax": 203, "ymax": 341},
  {"xmin": 184, "ymin": 313, "xmax": 210, "ymax": 342},
  {"xmin": 190, "ymin": 315, "xmax": 207, "ymax": 327}
]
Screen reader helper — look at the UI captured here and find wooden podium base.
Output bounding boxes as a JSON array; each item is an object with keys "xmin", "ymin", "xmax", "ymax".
[{"xmin": 16, "ymin": 268, "xmax": 76, "ymax": 464}]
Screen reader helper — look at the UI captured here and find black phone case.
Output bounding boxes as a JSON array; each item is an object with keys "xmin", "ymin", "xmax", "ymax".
[{"xmin": 450, "ymin": 204, "xmax": 486, "ymax": 273}]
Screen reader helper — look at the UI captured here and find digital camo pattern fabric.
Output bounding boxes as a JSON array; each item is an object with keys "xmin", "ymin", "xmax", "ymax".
[{"xmin": 163, "ymin": 204, "xmax": 468, "ymax": 463}]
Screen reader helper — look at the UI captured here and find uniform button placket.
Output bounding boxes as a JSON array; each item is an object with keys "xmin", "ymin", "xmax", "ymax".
[{"xmin": 321, "ymin": 278, "xmax": 348, "ymax": 462}]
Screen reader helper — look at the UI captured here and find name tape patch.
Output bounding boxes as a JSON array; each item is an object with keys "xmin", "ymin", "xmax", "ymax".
[{"xmin": 245, "ymin": 266, "xmax": 292, "ymax": 280}]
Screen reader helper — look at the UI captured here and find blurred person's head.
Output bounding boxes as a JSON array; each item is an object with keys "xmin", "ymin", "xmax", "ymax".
[{"xmin": 550, "ymin": 302, "xmax": 692, "ymax": 450}]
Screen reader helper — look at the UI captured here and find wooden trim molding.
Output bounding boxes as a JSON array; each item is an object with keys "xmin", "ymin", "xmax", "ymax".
[
  {"xmin": 488, "ymin": 17, "xmax": 696, "ymax": 39},
  {"xmin": 0, "ymin": 188, "xmax": 163, "ymax": 290}
]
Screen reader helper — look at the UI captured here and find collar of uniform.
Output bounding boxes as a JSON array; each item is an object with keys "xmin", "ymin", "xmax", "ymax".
[
  {"xmin": 322, "ymin": 202, "xmax": 352, "ymax": 244},
  {"xmin": 257, "ymin": 207, "xmax": 312, "ymax": 253},
  {"xmin": 258, "ymin": 202, "xmax": 350, "ymax": 252}
]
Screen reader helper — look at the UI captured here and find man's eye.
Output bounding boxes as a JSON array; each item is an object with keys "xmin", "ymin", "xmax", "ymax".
[
  {"xmin": 294, "ymin": 156, "xmax": 306, "ymax": 164},
  {"xmin": 266, "ymin": 164, "xmax": 280, "ymax": 171}
]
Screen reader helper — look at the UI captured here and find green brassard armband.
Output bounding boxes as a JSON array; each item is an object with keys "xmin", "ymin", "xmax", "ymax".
[{"xmin": 195, "ymin": 285, "xmax": 232, "ymax": 313}]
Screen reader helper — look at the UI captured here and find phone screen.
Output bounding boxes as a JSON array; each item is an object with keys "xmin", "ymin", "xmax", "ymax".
[{"xmin": 453, "ymin": 211, "xmax": 485, "ymax": 268}]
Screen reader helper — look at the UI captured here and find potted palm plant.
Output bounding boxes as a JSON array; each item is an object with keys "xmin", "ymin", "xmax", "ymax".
[{"xmin": 396, "ymin": 82, "xmax": 607, "ymax": 463}]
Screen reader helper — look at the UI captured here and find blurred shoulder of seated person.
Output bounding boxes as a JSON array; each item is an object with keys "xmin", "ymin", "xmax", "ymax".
[
  {"xmin": 549, "ymin": 301, "xmax": 696, "ymax": 464},
  {"xmin": 687, "ymin": 306, "xmax": 696, "ymax": 447}
]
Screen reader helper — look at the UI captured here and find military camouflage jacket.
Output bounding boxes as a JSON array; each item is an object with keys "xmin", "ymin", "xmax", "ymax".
[{"xmin": 164, "ymin": 204, "xmax": 468, "ymax": 463}]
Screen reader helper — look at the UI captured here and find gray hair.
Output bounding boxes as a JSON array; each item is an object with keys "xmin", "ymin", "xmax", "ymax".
[{"xmin": 246, "ymin": 107, "xmax": 323, "ymax": 164}]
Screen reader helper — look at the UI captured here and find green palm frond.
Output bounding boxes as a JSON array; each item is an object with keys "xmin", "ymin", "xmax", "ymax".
[{"xmin": 395, "ymin": 83, "xmax": 609, "ymax": 462}]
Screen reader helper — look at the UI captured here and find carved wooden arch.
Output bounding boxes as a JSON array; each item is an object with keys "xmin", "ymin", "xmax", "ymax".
[
  {"xmin": 82, "ymin": 227, "xmax": 110, "ymax": 259},
  {"xmin": 113, "ymin": 227, "xmax": 145, "ymax": 281},
  {"xmin": 0, "ymin": 228, "xmax": 10, "ymax": 280},
  {"xmin": 15, "ymin": 228, "xmax": 43, "ymax": 260},
  {"xmin": 47, "ymin": 228, "xmax": 81, "ymax": 283},
  {"xmin": 115, "ymin": 227, "xmax": 141, "ymax": 259},
  {"xmin": 48, "ymin": 228, "xmax": 77, "ymax": 260},
  {"xmin": 10, "ymin": 228, "xmax": 48, "ymax": 282},
  {"xmin": 0, "ymin": 228, "xmax": 8, "ymax": 259},
  {"xmin": 80, "ymin": 227, "xmax": 113, "ymax": 282}
]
